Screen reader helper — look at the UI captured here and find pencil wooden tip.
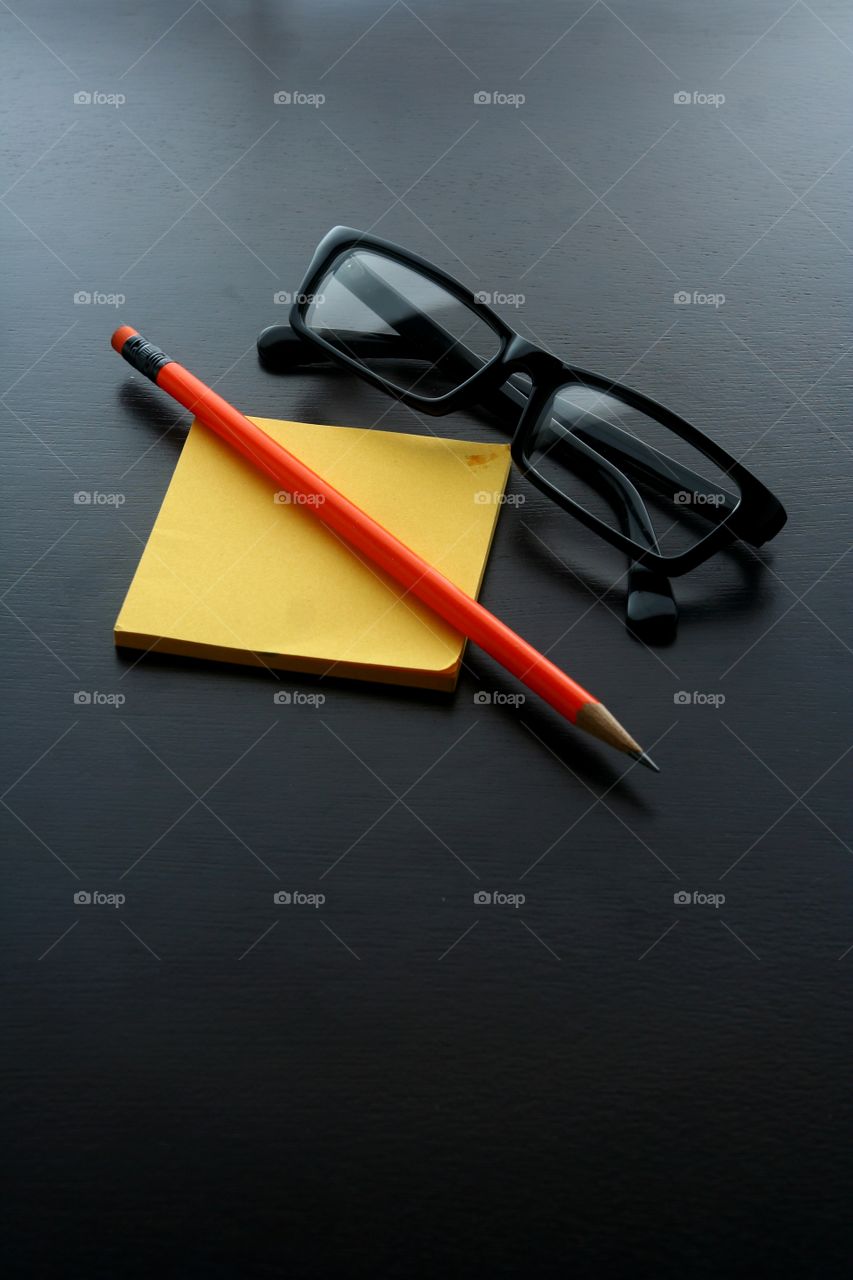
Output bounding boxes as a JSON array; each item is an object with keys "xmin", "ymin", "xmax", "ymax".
[{"xmin": 575, "ymin": 701, "xmax": 658, "ymax": 771}]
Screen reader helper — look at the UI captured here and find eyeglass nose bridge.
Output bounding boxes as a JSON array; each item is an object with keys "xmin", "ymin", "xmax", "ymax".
[{"xmin": 501, "ymin": 335, "xmax": 565, "ymax": 381}]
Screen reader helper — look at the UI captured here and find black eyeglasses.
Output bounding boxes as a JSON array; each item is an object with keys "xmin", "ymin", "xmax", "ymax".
[{"xmin": 257, "ymin": 227, "xmax": 786, "ymax": 639}]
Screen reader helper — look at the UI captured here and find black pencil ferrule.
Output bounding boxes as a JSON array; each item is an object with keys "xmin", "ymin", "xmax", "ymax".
[{"xmin": 120, "ymin": 334, "xmax": 173, "ymax": 382}]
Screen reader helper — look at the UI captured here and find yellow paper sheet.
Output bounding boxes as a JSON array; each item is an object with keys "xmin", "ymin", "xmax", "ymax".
[{"xmin": 114, "ymin": 415, "xmax": 512, "ymax": 690}]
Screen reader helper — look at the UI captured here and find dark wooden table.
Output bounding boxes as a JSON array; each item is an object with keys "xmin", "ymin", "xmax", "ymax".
[{"xmin": 2, "ymin": 2, "xmax": 851, "ymax": 1275}]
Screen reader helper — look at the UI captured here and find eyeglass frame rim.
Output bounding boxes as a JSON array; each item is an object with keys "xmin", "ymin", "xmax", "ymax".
[{"xmin": 289, "ymin": 225, "xmax": 782, "ymax": 577}]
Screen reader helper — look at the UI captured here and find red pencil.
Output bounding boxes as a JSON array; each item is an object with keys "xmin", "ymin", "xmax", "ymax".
[{"xmin": 111, "ymin": 326, "xmax": 658, "ymax": 772}]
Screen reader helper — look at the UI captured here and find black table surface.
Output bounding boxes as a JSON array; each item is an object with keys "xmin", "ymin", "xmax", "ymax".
[{"xmin": 2, "ymin": 2, "xmax": 851, "ymax": 1275}]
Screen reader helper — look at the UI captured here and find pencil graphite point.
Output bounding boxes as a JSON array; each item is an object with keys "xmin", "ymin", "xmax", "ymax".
[{"xmin": 630, "ymin": 750, "xmax": 660, "ymax": 773}]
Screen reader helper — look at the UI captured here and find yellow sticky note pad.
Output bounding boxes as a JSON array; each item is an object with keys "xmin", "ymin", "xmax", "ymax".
[{"xmin": 114, "ymin": 416, "xmax": 512, "ymax": 690}]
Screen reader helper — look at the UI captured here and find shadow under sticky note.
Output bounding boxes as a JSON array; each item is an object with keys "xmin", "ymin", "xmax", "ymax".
[{"xmin": 114, "ymin": 416, "xmax": 512, "ymax": 690}]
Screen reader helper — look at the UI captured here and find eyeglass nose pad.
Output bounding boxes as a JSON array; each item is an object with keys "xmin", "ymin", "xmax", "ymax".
[
  {"xmin": 626, "ymin": 565, "xmax": 678, "ymax": 645},
  {"xmin": 257, "ymin": 324, "xmax": 324, "ymax": 372}
]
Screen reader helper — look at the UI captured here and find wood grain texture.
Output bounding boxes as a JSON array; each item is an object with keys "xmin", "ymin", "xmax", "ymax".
[{"xmin": 1, "ymin": 2, "xmax": 851, "ymax": 1276}]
